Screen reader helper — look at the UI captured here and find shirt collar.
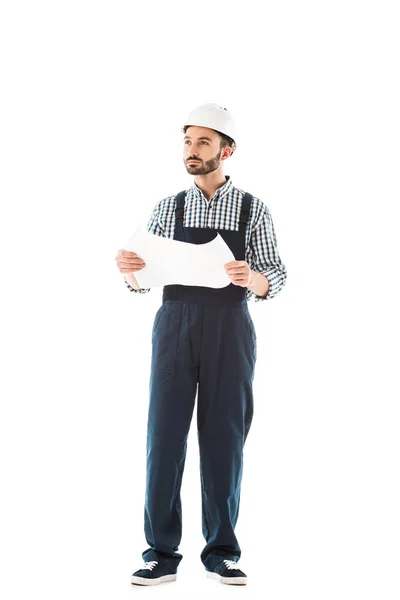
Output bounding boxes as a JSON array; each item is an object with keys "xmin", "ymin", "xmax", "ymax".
[{"xmin": 187, "ymin": 175, "xmax": 233, "ymax": 203}]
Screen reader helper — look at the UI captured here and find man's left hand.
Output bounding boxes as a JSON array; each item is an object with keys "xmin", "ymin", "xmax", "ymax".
[{"xmin": 224, "ymin": 260, "xmax": 253, "ymax": 287}]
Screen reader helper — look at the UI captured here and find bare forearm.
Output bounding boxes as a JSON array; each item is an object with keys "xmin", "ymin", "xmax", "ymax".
[
  {"xmin": 247, "ymin": 270, "xmax": 270, "ymax": 298},
  {"xmin": 124, "ymin": 272, "xmax": 141, "ymax": 290}
]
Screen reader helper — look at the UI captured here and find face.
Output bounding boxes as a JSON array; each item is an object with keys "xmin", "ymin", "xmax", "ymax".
[{"xmin": 183, "ymin": 126, "xmax": 229, "ymax": 175}]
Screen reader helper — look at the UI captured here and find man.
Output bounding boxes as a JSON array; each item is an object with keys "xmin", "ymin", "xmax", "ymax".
[{"xmin": 115, "ymin": 103, "xmax": 287, "ymax": 586}]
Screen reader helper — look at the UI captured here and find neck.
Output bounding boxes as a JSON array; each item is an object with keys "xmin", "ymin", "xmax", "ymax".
[{"xmin": 194, "ymin": 170, "xmax": 228, "ymax": 201}]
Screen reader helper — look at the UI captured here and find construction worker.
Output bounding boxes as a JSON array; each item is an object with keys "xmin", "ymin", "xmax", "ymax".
[{"xmin": 115, "ymin": 103, "xmax": 287, "ymax": 586}]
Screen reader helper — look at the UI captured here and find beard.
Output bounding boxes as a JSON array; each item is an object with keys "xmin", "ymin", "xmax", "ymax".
[{"xmin": 184, "ymin": 150, "xmax": 221, "ymax": 175}]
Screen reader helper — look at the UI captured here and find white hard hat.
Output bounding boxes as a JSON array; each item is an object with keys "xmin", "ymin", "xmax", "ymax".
[{"xmin": 182, "ymin": 103, "xmax": 237, "ymax": 145}]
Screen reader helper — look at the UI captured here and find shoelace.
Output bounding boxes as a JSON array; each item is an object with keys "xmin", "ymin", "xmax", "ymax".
[
  {"xmin": 224, "ymin": 560, "xmax": 240, "ymax": 570},
  {"xmin": 142, "ymin": 560, "xmax": 158, "ymax": 571}
]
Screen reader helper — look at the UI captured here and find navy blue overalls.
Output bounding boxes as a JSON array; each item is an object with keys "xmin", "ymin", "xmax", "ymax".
[{"xmin": 142, "ymin": 190, "xmax": 257, "ymax": 573}]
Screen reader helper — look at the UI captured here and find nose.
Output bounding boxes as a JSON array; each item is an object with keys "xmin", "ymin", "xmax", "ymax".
[{"xmin": 185, "ymin": 145, "xmax": 200, "ymax": 160}]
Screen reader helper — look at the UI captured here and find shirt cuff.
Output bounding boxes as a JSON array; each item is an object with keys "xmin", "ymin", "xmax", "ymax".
[
  {"xmin": 124, "ymin": 277, "xmax": 150, "ymax": 294},
  {"xmin": 246, "ymin": 268, "xmax": 287, "ymax": 302}
]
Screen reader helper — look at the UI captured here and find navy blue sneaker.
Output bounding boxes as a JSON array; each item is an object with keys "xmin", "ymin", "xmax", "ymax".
[
  {"xmin": 131, "ymin": 560, "xmax": 177, "ymax": 586},
  {"xmin": 206, "ymin": 559, "xmax": 247, "ymax": 585}
]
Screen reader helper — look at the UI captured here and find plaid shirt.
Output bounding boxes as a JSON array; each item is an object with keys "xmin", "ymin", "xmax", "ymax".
[{"xmin": 124, "ymin": 175, "xmax": 287, "ymax": 302}]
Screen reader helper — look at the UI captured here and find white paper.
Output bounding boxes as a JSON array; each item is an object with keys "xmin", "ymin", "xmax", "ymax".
[{"xmin": 124, "ymin": 225, "xmax": 235, "ymax": 289}]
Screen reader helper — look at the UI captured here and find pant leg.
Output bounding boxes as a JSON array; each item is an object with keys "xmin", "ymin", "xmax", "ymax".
[
  {"xmin": 142, "ymin": 302, "xmax": 198, "ymax": 572},
  {"xmin": 197, "ymin": 304, "xmax": 256, "ymax": 570}
]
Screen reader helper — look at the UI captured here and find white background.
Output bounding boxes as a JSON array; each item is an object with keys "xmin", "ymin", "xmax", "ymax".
[{"xmin": 1, "ymin": 1, "xmax": 399, "ymax": 599}]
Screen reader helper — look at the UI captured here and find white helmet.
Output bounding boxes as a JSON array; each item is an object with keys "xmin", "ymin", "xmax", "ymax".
[{"xmin": 182, "ymin": 103, "xmax": 237, "ymax": 146}]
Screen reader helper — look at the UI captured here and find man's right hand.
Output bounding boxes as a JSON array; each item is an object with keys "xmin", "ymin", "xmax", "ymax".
[{"xmin": 115, "ymin": 249, "xmax": 146, "ymax": 274}]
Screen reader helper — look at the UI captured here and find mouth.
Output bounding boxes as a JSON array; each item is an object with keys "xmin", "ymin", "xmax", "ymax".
[{"xmin": 188, "ymin": 160, "xmax": 200, "ymax": 163}]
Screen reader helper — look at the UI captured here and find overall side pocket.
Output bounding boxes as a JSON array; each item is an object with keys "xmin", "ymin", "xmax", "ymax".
[
  {"xmin": 152, "ymin": 303, "xmax": 168, "ymax": 341},
  {"xmin": 240, "ymin": 305, "xmax": 257, "ymax": 342}
]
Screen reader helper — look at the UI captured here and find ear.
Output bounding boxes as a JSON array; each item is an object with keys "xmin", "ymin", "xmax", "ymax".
[{"xmin": 221, "ymin": 146, "xmax": 233, "ymax": 161}]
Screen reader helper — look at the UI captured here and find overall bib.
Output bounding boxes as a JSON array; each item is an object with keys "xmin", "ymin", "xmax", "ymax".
[{"xmin": 142, "ymin": 190, "xmax": 257, "ymax": 573}]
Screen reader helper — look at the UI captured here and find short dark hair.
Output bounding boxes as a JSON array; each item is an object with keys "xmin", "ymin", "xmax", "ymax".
[{"xmin": 182, "ymin": 125, "xmax": 236, "ymax": 155}]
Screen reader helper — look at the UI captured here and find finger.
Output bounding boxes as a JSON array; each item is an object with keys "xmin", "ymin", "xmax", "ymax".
[
  {"xmin": 118, "ymin": 259, "xmax": 145, "ymax": 266},
  {"xmin": 118, "ymin": 250, "xmax": 138, "ymax": 257},
  {"xmin": 226, "ymin": 269, "xmax": 247, "ymax": 275},
  {"xmin": 117, "ymin": 255, "xmax": 143, "ymax": 262},
  {"xmin": 119, "ymin": 262, "xmax": 146, "ymax": 270},
  {"xmin": 116, "ymin": 257, "xmax": 144, "ymax": 265}
]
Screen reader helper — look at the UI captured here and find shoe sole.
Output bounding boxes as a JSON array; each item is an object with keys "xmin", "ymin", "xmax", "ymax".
[
  {"xmin": 131, "ymin": 574, "xmax": 177, "ymax": 586},
  {"xmin": 206, "ymin": 571, "xmax": 247, "ymax": 585}
]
